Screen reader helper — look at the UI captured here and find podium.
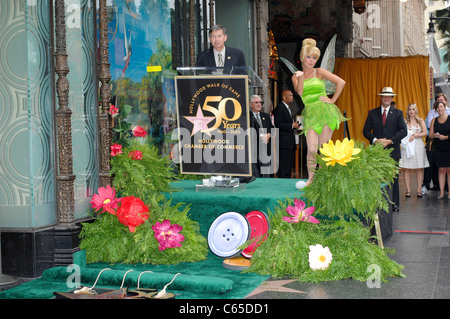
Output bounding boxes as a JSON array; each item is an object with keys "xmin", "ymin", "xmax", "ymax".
[
  {"xmin": 176, "ymin": 66, "xmax": 265, "ymax": 90},
  {"xmin": 174, "ymin": 67, "xmax": 265, "ymax": 190}
]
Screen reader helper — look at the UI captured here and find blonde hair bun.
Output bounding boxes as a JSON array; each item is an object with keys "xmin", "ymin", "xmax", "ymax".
[
  {"xmin": 299, "ymin": 38, "xmax": 320, "ymax": 61},
  {"xmin": 302, "ymin": 38, "xmax": 316, "ymax": 48}
]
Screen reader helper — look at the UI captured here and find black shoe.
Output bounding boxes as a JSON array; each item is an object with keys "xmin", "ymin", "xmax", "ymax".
[{"xmin": 393, "ymin": 205, "xmax": 399, "ymax": 212}]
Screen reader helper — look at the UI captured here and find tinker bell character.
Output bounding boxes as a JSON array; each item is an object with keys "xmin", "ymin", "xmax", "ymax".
[{"xmin": 282, "ymin": 36, "xmax": 347, "ymax": 188}]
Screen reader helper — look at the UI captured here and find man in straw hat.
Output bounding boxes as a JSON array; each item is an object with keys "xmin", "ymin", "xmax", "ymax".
[{"xmin": 363, "ymin": 87, "xmax": 407, "ymax": 212}]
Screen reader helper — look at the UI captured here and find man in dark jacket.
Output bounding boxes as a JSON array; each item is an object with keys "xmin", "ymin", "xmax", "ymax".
[
  {"xmin": 363, "ymin": 87, "xmax": 407, "ymax": 211},
  {"xmin": 196, "ymin": 25, "xmax": 246, "ymax": 70},
  {"xmin": 273, "ymin": 90, "xmax": 299, "ymax": 178}
]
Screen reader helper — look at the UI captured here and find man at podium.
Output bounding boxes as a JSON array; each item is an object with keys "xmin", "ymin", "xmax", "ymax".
[{"xmin": 196, "ymin": 24, "xmax": 246, "ymax": 69}]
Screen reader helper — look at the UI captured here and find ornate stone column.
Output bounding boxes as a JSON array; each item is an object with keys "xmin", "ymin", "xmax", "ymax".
[
  {"xmin": 98, "ymin": 0, "xmax": 113, "ymax": 187},
  {"xmin": 189, "ymin": 0, "xmax": 196, "ymax": 66},
  {"xmin": 54, "ymin": 0, "xmax": 75, "ymax": 226},
  {"xmin": 209, "ymin": 0, "xmax": 215, "ymax": 27},
  {"xmin": 53, "ymin": 0, "xmax": 80, "ymax": 267}
]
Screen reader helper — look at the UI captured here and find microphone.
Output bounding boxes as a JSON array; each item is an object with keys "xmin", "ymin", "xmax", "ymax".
[{"xmin": 196, "ymin": 49, "xmax": 210, "ymax": 67}]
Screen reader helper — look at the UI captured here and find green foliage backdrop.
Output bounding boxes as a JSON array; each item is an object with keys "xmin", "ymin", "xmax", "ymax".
[
  {"xmin": 304, "ymin": 142, "xmax": 397, "ymax": 222},
  {"xmin": 109, "ymin": 139, "xmax": 176, "ymax": 201},
  {"xmin": 245, "ymin": 199, "xmax": 404, "ymax": 282},
  {"xmin": 80, "ymin": 193, "xmax": 208, "ymax": 265},
  {"xmin": 245, "ymin": 143, "xmax": 405, "ymax": 282}
]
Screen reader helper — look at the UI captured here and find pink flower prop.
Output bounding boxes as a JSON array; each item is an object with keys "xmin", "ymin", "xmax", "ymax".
[
  {"xmin": 116, "ymin": 196, "xmax": 150, "ymax": 233},
  {"xmin": 109, "ymin": 104, "xmax": 119, "ymax": 116},
  {"xmin": 152, "ymin": 219, "xmax": 185, "ymax": 251},
  {"xmin": 111, "ymin": 143, "xmax": 123, "ymax": 156},
  {"xmin": 128, "ymin": 150, "xmax": 143, "ymax": 160},
  {"xmin": 282, "ymin": 198, "xmax": 319, "ymax": 224},
  {"xmin": 90, "ymin": 185, "xmax": 122, "ymax": 213},
  {"xmin": 132, "ymin": 126, "xmax": 147, "ymax": 138}
]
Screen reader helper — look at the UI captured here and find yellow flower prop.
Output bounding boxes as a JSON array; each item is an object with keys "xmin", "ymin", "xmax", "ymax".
[{"xmin": 319, "ymin": 138, "xmax": 361, "ymax": 166}]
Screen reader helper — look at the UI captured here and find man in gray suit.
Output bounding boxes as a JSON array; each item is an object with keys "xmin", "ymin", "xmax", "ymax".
[
  {"xmin": 363, "ymin": 87, "xmax": 407, "ymax": 211},
  {"xmin": 249, "ymin": 95, "xmax": 274, "ymax": 177}
]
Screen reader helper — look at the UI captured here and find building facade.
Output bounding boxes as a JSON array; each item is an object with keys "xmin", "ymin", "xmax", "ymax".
[
  {"xmin": 351, "ymin": 0, "xmax": 427, "ymax": 58},
  {"xmin": 424, "ymin": 0, "xmax": 450, "ymax": 97},
  {"xmin": 1, "ymin": 0, "xmax": 439, "ymax": 278}
]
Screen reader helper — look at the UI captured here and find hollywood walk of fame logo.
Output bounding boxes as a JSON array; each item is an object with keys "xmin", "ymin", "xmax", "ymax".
[{"xmin": 184, "ymin": 105, "xmax": 216, "ymax": 136}]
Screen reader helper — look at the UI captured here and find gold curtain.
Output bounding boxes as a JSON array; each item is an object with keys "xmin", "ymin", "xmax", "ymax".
[{"xmin": 332, "ymin": 55, "xmax": 430, "ymax": 143}]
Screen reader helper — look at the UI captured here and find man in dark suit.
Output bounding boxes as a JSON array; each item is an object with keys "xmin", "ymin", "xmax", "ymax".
[
  {"xmin": 196, "ymin": 25, "xmax": 246, "ymax": 70},
  {"xmin": 363, "ymin": 87, "xmax": 407, "ymax": 211},
  {"xmin": 273, "ymin": 90, "xmax": 299, "ymax": 178},
  {"xmin": 249, "ymin": 95, "xmax": 274, "ymax": 177}
]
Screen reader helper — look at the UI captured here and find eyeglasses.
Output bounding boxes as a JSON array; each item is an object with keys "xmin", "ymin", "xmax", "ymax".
[{"xmin": 251, "ymin": 101, "xmax": 264, "ymax": 104}]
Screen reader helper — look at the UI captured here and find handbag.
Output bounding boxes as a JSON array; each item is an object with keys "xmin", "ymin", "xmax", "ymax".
[{"xmin": 425, "ymin": 137, "xmax": 435, "ymax": 152}]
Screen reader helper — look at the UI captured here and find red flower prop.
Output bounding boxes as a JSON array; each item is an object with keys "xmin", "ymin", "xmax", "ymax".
[
  {"xmin": 109, "ymin": 104, "xmax": 119, "ymax": 116},
  {"xmin": 111, "ymin": 143, "xmax": 123, "ymax": 156},
  {"xmin": 132, "ymin": 126, "xmax": 147, "ymax": 138},
  {"xmin": 116, "ymin": 196, "xmax": 150, "ymax": 233},
  {"xmin": 90, "ymin": 185, "xmax": 122, "ymax": 213},
  {"xmin": 128, "ymin": 150, "xmax": 143, "ymax": 160},
  {"xmin": 152, "ymin": 219, "xmax": 185, "ymax": 251}
]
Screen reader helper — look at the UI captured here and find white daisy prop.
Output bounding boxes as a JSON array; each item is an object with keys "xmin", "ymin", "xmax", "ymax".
[{"xmin": 308, "ymin": 244, "xmax": 333, "ymax": 271}]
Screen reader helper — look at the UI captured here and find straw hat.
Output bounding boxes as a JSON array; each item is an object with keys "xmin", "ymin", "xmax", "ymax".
[{"xmin": 378, "ymin": 87, "xmax": 397, "ymax": 96}]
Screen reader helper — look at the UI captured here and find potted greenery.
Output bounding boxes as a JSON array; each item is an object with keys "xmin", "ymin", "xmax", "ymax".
[{"xmin": 245, "ymin": 139, "xmax": 405, "ymax": 283}]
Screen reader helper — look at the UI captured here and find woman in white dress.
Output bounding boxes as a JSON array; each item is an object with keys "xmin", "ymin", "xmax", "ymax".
[{"xmin": 399, "ymin": 103, "xmax": 430, "ymax": 198}]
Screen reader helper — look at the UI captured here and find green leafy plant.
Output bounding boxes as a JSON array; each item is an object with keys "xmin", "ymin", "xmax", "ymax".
[
  {"xmin": 112, "ymin": 103, "xmax": 133, "ymax": 148},
  {"xmin": 79, "ymin": 193, "xmax": 208, "ymax": 265},
  {"xmin": 245, "ymin": 199, "xmax": 404, "ymax": 283},
  {"xmin": 79, "ymin": 212, "xmax": 134, "ymax": 264},
  {"xmin": 80, "ymin": 110, "xmax": 208, "ymax": 265},
  {"xmin": 304, "ymin": 141, "xmax": 397, "ymax": 222},
  {"xmin": 245, "ymin": 141, "xmax": 404, "ymax": 282},
  {"xmin": 109, "ymin": 139, "xmax": 176, "ymax": 201}
]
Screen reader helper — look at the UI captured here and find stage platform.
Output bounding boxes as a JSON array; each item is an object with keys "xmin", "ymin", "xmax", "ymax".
[
  {"xmin": 166, "ymin": 178, "xmax": 393, "ymax": 242},
  {"xmin": 167, "ymin": 178, "xmax": 304, "ymax": 237}
]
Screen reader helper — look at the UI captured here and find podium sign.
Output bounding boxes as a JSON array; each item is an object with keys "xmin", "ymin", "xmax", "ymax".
[{"xmin": 175, "ymin": 75, "xmax": 252, "ymax": 176}]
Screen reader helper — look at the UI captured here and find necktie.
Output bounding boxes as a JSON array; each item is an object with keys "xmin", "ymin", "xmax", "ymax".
[
  {"xmin": 218, "ymin": 53, "xmax": 224, "ymax": 67},
  {"xmin": 286, "ymin": 104, "xmax": 292, "ymax": 116},
  {"xmin": 256, "ymin": 113, "xmax": 262, "ymax": 127},
  {"xmin": 382, "ymin": 109, "xmax": 386, "ymax": 125}
]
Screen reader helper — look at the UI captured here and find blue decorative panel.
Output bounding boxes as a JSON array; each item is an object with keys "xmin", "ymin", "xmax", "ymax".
[
  {"xmin": 0, "ymin": 0, "xmax": 99, "ymax": 228},
  {"xmin": 0, "ymin": 0, "xmax": 56, "ymax": 228}
]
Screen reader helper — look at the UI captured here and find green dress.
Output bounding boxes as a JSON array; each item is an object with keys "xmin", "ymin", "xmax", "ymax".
[{"xmin": 301, "ymin": 77, "xmax": 347, "ymax": 135}]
